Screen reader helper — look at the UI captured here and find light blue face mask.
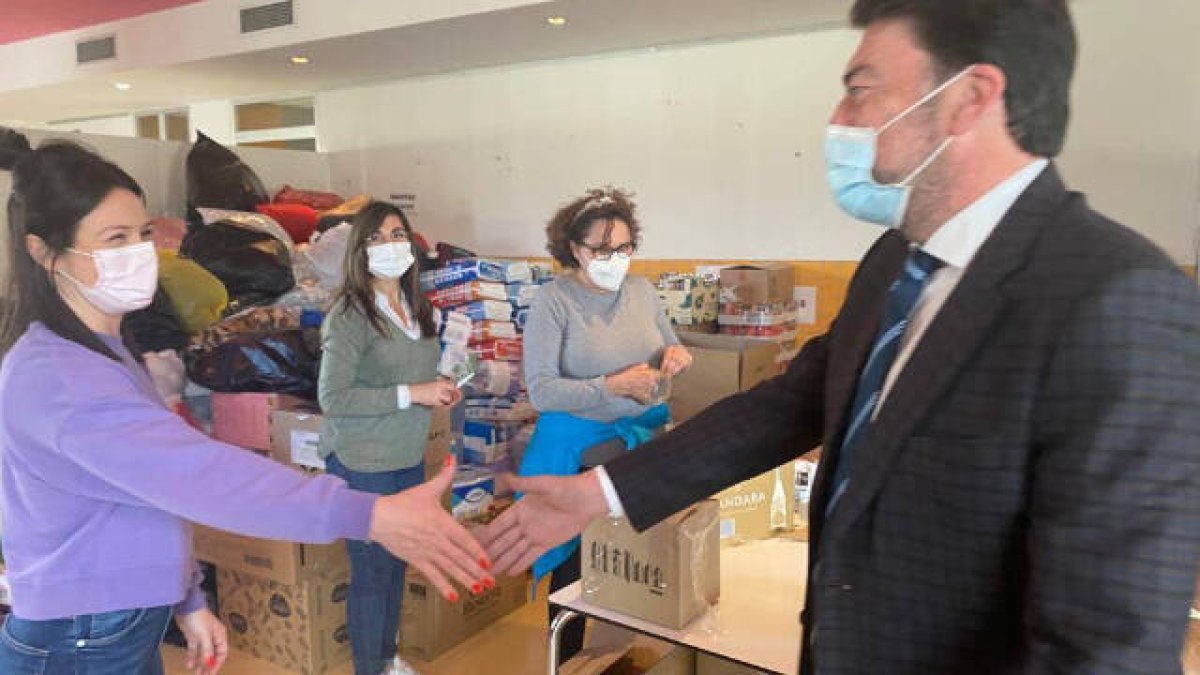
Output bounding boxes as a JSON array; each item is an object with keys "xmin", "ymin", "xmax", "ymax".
[{"xmin": 825, "ymin": 68, "xmax": 971, "ymax": 228}]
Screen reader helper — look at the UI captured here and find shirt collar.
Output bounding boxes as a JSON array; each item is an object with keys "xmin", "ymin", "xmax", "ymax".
[
  {"xmin": 375, "ymin": 291, "xmax": 414, "ymax": 326},
  {"xmin": 922, "ymin": 158, "xmax": 1049, "ymax": 269}
]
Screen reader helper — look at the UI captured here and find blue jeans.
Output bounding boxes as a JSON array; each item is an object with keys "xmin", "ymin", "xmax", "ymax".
[
  {"xmin": 0, "ymin": 606, "xmax": 172, "ymax": 675},
  {"xmin": 326, "ymin": 453, "xmax": 424, "ymax": 675}
]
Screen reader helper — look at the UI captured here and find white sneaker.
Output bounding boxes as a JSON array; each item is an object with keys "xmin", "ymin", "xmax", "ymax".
[{"xmin": 380, "ymin": 655, "xmax": 420, "ymax": 675}]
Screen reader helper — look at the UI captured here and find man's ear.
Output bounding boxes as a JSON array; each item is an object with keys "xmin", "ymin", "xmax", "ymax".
[{"xmin": 948, "ymin": 64, "xmax": 1007, "ymax": 137}]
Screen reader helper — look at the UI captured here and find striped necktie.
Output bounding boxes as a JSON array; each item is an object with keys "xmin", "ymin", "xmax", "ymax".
[{"xmin": 827, "ymin": 248, "xmax": 944, "ymax": 512}]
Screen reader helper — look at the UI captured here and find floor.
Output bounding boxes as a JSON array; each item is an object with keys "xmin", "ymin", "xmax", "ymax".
[
  {"xmin": 161, "ymin": 584, "xmax": 1200, "ymax": 674},
  {"xmin": 164, "ymin": 615, "xmax": 1200, "ymax": 675}
]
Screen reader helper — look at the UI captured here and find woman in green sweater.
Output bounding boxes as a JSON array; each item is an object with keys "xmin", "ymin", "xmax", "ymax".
[{"xmin": 318, "ymin": 201, "xmax": 463, "ymax": 675}]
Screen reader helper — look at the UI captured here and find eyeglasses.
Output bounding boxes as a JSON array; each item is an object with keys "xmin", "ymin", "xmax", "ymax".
[{"xmin": 578, "ymin": 241, "xmax": 635, "ymax": 261}]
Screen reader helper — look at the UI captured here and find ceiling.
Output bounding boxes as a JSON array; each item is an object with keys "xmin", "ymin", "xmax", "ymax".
[
  {"xmin": 0, "ymin": 0, "xmax": 850, "ymax": 125},
  {"xmin": 0, "ymin": 0, "xmax": 201, "ymax": 46}
]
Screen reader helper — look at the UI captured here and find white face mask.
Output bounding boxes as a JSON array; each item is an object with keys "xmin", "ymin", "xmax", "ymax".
[
  {"xmin": 586, "ymin": 252, "xmax": 631, "ymax": 291},
  {"xmin": 58, "ymin": 241, "xmax": 158, "ymax": 315},
  {"xmin": 367, "ymin": 241, "xmax": 415, "ymax": 279}
]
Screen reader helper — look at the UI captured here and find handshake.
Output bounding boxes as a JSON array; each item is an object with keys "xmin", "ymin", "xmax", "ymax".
[{"xmin": 368, "ymin": 459, "xmax": 607, "ymax": 602}]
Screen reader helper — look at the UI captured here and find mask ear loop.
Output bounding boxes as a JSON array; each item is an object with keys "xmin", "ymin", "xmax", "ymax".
[
  {"xmin": 876, "ymin": 66, "xmax": 973, "ymax": 136},
  {"xmin": 898, "ymin": 136, "xmax": 955, "ymax": 187},
  {"xmin": 57, "ymin": 249, "xmax": 95, "ymax": 289},
  {"xmin": 880, "ymin": 67, "xmax": 972, "ymax": 188}
]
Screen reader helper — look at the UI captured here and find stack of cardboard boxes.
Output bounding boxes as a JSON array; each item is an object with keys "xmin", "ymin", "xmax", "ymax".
[{"xmin": 196, "ymin": 392, "xmax": 527, "ymax": 672}]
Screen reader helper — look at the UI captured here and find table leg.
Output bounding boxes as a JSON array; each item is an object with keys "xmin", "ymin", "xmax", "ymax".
[{"xmin": 547, "ymin": 609, "xmax": 583, "ymax": 674}]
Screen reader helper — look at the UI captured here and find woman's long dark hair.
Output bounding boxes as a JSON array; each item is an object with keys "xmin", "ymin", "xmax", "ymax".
[
  {"xmin": 332, "ymin": 201, "xmax": 437, "ymax": 339},
  {"xmin": 1, "ymin": 142, "xmax": 145, "ymax": 362}
]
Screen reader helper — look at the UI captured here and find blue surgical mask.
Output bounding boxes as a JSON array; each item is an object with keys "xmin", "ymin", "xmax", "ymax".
[{"xmin": 825, "ymin": 68, "xmax": 971, "ymax": 228}]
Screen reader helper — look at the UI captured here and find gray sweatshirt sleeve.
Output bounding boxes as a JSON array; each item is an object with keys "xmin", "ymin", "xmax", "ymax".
[{"xmin": 523, "ymin": 287, "xmax": 620, "ymax": 413}]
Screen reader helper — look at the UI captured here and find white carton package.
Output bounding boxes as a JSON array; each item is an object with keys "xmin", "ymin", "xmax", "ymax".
[{"xmin": 451, "ymin": 466, "xmax": 495, "ymax": 521}]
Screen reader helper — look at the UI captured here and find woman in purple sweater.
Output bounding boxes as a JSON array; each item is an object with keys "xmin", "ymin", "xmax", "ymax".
[{"xmin": 0, "ymin": 142, "xmax": 492, "ymax": 675}]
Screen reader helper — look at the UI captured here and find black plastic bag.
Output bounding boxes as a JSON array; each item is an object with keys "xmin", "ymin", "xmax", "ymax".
[
  {"xmin": 0, "ymin": 127, "xmax": 32, "ymax": 170},
  {"xmin": 435, "ymin": 242, "xmax": 477, "ymax": 268},
  {"xmin": 186, "ymin": 131, "xmax": 268, "ymax": 213},
  {"xmin": 123, "ymin": 286, "xmax": 188, "ymax": 354},
  {"xmin": 181, "ymin": 220, "xmax": 294, "ymax": 308},
  {"xmin": 186, "ymin": 329, "xmax": 319, "ymax": 396}
]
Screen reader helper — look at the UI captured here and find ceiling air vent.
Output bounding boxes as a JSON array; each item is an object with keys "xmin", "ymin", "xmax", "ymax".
[
  {"xmin": 76, "ymin": 35, "xmax": 116, "ymax": 64},
  {"xmin": 240, "ymin": 1, "xmax": 295, "ymax": 34}
]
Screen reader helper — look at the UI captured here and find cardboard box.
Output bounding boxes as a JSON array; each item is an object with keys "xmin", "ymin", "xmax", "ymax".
[
  {"xmin": 716, "ymin": 462, "xmax": 795, "ymax": 545},
  {"xmin": 696, "ymin": 652, "xmax": 770, "ymax": 674},
  {"xmin": 211, "ymin": 392, "xmax": 313, "ymax": 452},
  {"xmin": 424, "ymin": 408, "xmax": 453, "ymax": 480},
  {"xmin": 192, "ymin": 524, "xmax": 348, "ymax": 586},
  {"xmin": 581, "ymin": 501, "xmax": 721, "ymax": 630},
  {"xmin": 218, "ymin": 567, "xmax": 350, "ymax": 675},
  {"xmin": 400, "ymin": 569, "xmax": 530, "ymax": 661},
  {"xmin": 563, "ymin": 644, "xmax": 695, "ymax": 675},
  {"xmin": 647, "ymin": 646, "xmax": 698, "ymax": 674},
  {"xmin": 269, "ymin": 408, "xmax": 324, "ymax": 470},
  {"xmin": 719, "ymin": 264, "xmax": 794, "ymax": 305},
  {"xmin": 669, "ymin": 334, "xmax": 781, "ymax": 423}
]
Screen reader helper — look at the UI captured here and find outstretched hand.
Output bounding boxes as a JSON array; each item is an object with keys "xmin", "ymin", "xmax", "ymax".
[
  {"xmin": 477, "ymin": 471, "xmax": 609, "ymax": 576},
  {"xmin": 369, "ymin": 456, "xmax": 494, "ymax": 602}
]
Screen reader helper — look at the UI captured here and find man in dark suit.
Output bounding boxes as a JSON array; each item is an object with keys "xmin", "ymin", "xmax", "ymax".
[{"xmin": 482, "ymin": 1, "xmax": 1200, "ymax": 672}]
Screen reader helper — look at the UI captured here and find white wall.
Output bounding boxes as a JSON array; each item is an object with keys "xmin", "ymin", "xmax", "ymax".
[
  {"xmin": 316, "ymin": 0, "xmax": 1200, "ymax": 263},
  {"xmin": 188, "ymin": 100, "xmax": 237, "ymax": 146},
  {"xmin": 11, "ymin": 129, "xmax": 331, "ymax": 219},
  {"xmin": 44, "ymin": 115, "xmax": 137, "ymax": 138}
]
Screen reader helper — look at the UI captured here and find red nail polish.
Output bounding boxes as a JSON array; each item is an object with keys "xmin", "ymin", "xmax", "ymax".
[
  {"xmin": 472, "ymin": 582, "xmax": 482, "ymax": 595},
  {"xmin": 480, "ymin": 558, "xmax": 491, "ymax": 570},
  {"xmin": 483, "ymin": 578, "xmax": 495, "ymax": 590},
  {"xmin": 446, "ymin": 590, "xmax": 459, "ymax": 603},
  {"xmin": 206, "ymin": 655, "xmax": 217, "ymax": 668}
]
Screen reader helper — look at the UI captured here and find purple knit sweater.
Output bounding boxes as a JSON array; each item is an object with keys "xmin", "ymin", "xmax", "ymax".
[{"xmin": 0, "ymin": 323, "xmax": 376, "ymax": 620}]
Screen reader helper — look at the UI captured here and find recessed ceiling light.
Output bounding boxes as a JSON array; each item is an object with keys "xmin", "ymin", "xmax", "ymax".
[
  {"xmin": 546, "ymin": 16, "xmax": 567, "ymax": 26},
  {"xmin": 290, "ymin": 56, "xmax": 310, "ymax": 65},
  {"xmin": 114, "ymin": 82, "xmax": 132, "ymax": 91}
]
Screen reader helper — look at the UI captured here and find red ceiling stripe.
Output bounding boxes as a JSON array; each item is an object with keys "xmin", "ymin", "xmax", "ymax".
[{"xmin": 0, "ymin": 0, "xmax": 202, "ymax": 46}]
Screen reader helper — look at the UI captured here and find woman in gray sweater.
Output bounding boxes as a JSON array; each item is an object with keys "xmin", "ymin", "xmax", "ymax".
[
  {"xmin": 318, "ymin": 201, "xmax": 463, "ymax": 675},
  {"xmin": 521, "ymin": 187, "xmax": 692, "ymax": 663}
]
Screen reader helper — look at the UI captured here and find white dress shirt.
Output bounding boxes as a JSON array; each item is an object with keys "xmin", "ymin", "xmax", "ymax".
[
  {"xmin": 375, "ymin": 291, "xmax": 423, "ymax": 409},
  {"xmin": 877, "ymin": 158, "xmax": 1048, "ymax": 410},
  {"xmin": 595, "ymin": 158, "xmax": 1049, "ymax": 517}
]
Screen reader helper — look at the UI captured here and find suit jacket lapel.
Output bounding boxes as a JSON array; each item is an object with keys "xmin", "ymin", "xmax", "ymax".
[
  {"xmin": 823, "ymin": 165, "xmax": 1072, "ymax": 540},
  {"xmin": 808, "ymin": 231, "xmax": 908, "ymax": 538}
]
